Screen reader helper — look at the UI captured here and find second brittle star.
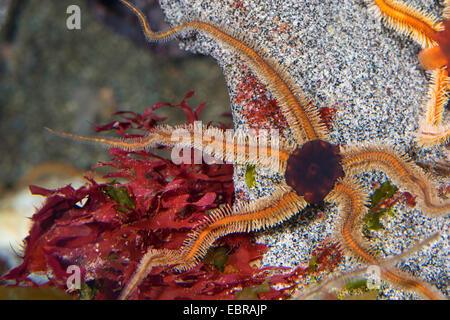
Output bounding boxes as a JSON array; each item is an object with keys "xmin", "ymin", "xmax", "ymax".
[{"xmin": 364, "ymin": 0, "xmax": 450, "ymax": 145}]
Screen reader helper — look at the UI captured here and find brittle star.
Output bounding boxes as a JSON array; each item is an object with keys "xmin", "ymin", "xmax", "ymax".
[
  {"xmin": 48, "ymin": 0, "xmax": 450, "ymax": 299},
  {"xmin": 364, "ymin": 0, "xmax": 450, "ymax": 145}
]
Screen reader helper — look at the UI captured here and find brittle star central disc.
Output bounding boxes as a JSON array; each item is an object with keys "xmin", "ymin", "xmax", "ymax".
[{"xmin": 285, "ymin": 140, "xmax": 345, "ymax": 204}]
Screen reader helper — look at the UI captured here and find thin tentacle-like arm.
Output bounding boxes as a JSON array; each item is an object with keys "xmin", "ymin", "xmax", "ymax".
[
  {"xmin": 118, "ymin": 0, "xmax": 327, "ymax": 144},
  {"xmin": 119, "ymin": 183, "xmax": 307, "ymax": 299},
  {"xmin": 294, "ymin": 232, "xmax": 442, "ymax": 300},
  {"xmin": 341, "ymin": 145, "xmax": 450, "ymax": 216},
  {"xmin": 46, "ymin": 124, "xmax": 291, "ymax": 174},
  {"xmin": 327, "ymin": 177, "xmax": 445, "ymax": 300}
]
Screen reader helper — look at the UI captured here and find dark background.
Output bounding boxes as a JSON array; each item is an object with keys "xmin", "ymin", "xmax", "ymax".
[{"xmin": 0, "ymin": 0, "xmax": 229, "ymax": 189}]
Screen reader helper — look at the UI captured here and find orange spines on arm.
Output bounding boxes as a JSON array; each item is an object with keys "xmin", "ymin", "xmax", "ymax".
[
  {"xmin": 369, "ymin": 0, "xmax": 450, "ymax": 70},
  {"xmin": 329, "ymin": 178, "xmax": 446, "ymax": 300},
  {"xmin": 118, "ymin": 0, "xmax": 326, "ymax": 144},
  {"xmin": 119, "ymin": 187, "xmax": 306, "ymax": 299},
  {"xmin": 46, "ymin": 124, "xmax": 290, "ymax": 172},
  {"xmin": 422, "ymin": 67, "xmax": 449, "ymax": 127},
  {"xmin": 369, "ymin": 0, "xmax": 443, "ymax": 48},
  {"xmin": 341, "ymin": 145, "xmax": 450, "ymax": 216},
  {"xmin": 327, "ymin": 178, "xmax": 376, "ymax": 264},
  {"xmin": 176, "ymin": 185, "xmax": 307, "ymax": 271}
]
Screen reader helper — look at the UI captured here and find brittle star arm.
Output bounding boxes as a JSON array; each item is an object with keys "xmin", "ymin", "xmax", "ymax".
[
  {"xmin": 417, "ymin": 67, "xmax": 450, "ymax": 145},
  {"xmin": 366, "ymin": 1, "xmax": 450, "ymax": 145},
  {"xmin": 45, "ymin": 124, "xmax": 291, "ymax": 174},
  {"xmin": 119, "ymin": 183, "xmax": 308, "ymax": 299},
  {"xmin": 365, "ymin": 0, "xmax": 444, "ymax": 48},
  {"xmin": 293, "ymin": 232, "xmax": 442, "ymax": 299},
  {"xmin": 326, "ymin": 176, "xmax": 445, "ymax": 300},
  {"xmin": 118, "ymin": 0, "xmax": 327, "ymax": 144},
  {"xmin": 340, "ymin": 144, "xmax": 450, "ymax": 216}
]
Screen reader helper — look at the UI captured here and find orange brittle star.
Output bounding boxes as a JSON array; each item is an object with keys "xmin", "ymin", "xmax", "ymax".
[
  {"xmin": 49, "ymin": 0, "xmax": 450, "ymax": 299},
  {"xmin": 364, "ymin": 0, "xmax": 450, "ymax": 145}
]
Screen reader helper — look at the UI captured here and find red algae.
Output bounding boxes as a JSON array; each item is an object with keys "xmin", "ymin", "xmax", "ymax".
[
  {"xmin": 236, "ymin": 67, "xmax": 336, "ymax": 135},
  {"xmin": 235, "ymin": 68, "xmax": 289, "ymax": 136},
  {"xmin": 318, "ymin": 106, "xmax": 337, "ymax": 131},
  {"xmin": 309, "ymin": 242, "xmax": 343, "ymax": 273}
]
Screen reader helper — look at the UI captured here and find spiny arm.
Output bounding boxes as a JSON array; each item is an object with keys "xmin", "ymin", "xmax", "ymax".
[
  {"xmin": 366, "ymin": 0, "xmax": 443, "ymax": 48},
  {"xmin": 326, "ymin": 177, "xmax": 376, "ymax": 264},
  {"xmin": 173, "ymin": 183, "xmax": 307, "ymax": 272},
  {"xmin": 422, "ymin": 67, "xmax": 450, "ymax": 127},
  {"xmin": 118, "ymin": 0, "xmax": 327, "ymax": 144},
  {"xmin": 327, "ymin": 177, "xmax": 445, "ymax": 300},
  {"xmin": 417, "ymin": 67, "xmax": 450, "ymax": 145},
  {"xmin": 119, "ymin": 183, "xmax": 307, "ymax": 299},
  {"xmin": 341, "ymin": 145, "xmax": 450, "ymax": 216},
  {"xmin": 46, "ymin": 124, "xmax": 291, "ymax": 174}
]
